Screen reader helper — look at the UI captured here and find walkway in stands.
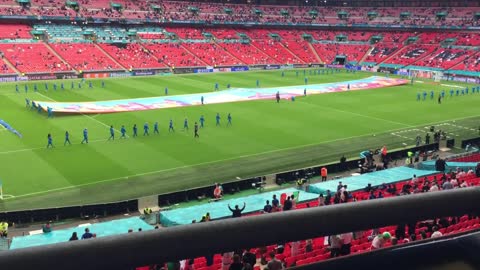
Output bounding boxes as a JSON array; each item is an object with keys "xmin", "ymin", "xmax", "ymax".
[
  {"xmin": 160, "ymin": 188, "xmax": 319, "ymax": 226},
  {"xmin": 10, "ymin": 216, "xmax": 153, "ymax": 250},
  {"xmin": 308, "ymin": 167, "xmax": 437, "ymax": 194}
]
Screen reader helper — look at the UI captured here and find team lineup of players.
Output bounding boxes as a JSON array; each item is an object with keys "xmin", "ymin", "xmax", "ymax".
[
  {"xmin": 417, "ymin": 86, "xmax": 480, "ymax": 103},
  {"xmin": 46, "ymin": 113, "xmax": 233, "ymax": 148}
]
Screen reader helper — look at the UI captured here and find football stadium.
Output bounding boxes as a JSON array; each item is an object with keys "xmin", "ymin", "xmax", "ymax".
[{"xmin": 0, "ymin": 0, "xmax": 480, "ymax": 269}]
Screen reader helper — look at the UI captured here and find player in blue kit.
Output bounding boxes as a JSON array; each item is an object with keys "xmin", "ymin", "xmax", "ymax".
[
  {"xmin": 108, "ymin": 125, "xmax": 115, "ymax": 141},
  {"xmin": 15, "ymin": 84, "xmax": 19, "ymax": 93},
  {"xmin": 227, "ymin": 113, "xmax": 232, "ymax": 126},
  {"xmin": 430, "ymin": 90, "xmax": 434, "ymax": 100},
  {"xmin": 169, "ymin": 119, "xmax": 174, "ymax": 132},
  {"xmin": 256, "ymin": 79, "xmax": 259, "ymax": 87},
  {"xmin": 214, "ymin": 83, "xmax": 219, "ymax": 91},
  {"xmin": 34, "ymin": 84, "xmax": 38, "ymax": 92},
  {"xmin": 133, "ymin": 124, "xmax": 138, "ymax": 137},
  {"xmin": 154, "ymin": 122, "xmax": 159, "ymax": 134},
  {"xmin": 422, "ymin": 91, "xmax": 427, "ymax": 100},
  {"xmin": 47, "ymin": 133, "xmax": 54, "ymax": 148},
  {"xmin": 81, "ymin": 128, "xmax": 88, "ymax": 144},
  {"xmin": 64, "ymin": 131, "xmax": 71, "ymax": 146},
  {"xmin": 89, "ymin": 81, "xmax": 93, "ymax": 89},
  {"xmin": 416, "ymin": 92, "xmax": 421, "ymax": 101},
  {"xmin": 143, "ymin": 123, "xmax": 150, "ymax": 136},
  {"xmin": 199, "ymin": 115, "xmax": 205, "ymax": 128},
  {"xmin": 183, "ymin": 118, "xmax": 189, "ymax": 131},
  {"xmin": 120, "ymin": 125, "xmax": 127, "ymax": 138},
  {"xmin": 61, "ymin": 82, "xmax": 64, "ymax": 90},
  {"xmin": 165, "ymin": 87, "xmax": 168, "ymax": 95},
  {"xmin": 216, "ymin": 113, "xmax": 221, "ymax": 126},
  {"xmin": 53, "ymin": 83, "xmax": 57, "ymax": 91},
  {"xmin": 101, "ymin": 80, "xmax": 105, "ymax": 88}
]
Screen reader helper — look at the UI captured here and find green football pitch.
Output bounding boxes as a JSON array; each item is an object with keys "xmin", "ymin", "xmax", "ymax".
[{"xmin": 0, "ymin": 69, "xmax": 479, "ymax": 211}]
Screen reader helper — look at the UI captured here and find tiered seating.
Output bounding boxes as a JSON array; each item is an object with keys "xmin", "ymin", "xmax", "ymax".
[
  {"xmin": 452, "ymin": 52, "xmax": 480, "ymax": 71},
  {"xmin": 183, "ymin": 43, "xmax": 243, "ymax": 66},
  {"xmin": 451, "ymin": 153, "xmax": 480, "ymax": 162},
  {"xmin": 0, "ymin": 24, "xmax": 31, "ymax": 39},
  {"xmin": 364, "ymin": 44, "xmax": 401, "ymax": 64},
  {"xmin": 282, "ymin": 41, "xmax": 319, "ymax": 64},
  {"xmin": 143, "ymin": 43, "xmax": 203, "ymax": 67},
  {"xmin": 135, "ymin": 26, "xmax": 164, "ymax": 40},
  {"xmin": 166, "ymin": 27, "xmax": 205, "ymax": 40},
  {"xmin": 414, "ymin": 48, "xmax": 473, "ymax": 69},
  {"xmin": 454, "ymin": 33, "xmax": 480, "ymax": 46},
  {"xmin": 175, "ymin": 172, "xmax": 480, "ymax": 270},
  {"xmin": 50, "ymin": 43, "xmax": 122, "ymax": 71},
  {"xmin": 252, "ymin": 40, "xmax": 303, "ymax": 64},
  {"xmin": 0, "ymin": 6, "xmax": 28, "ymax": 16},
  {"xmin": 209, "ymin": 29, "xmax": 238, "ymax": 40},
  {"xmin": 217, "ymin": 43, "xmax": 273, "ymax": 65},
  {"xmin": 311, "ymin": 43, "xmax": 370, "ymax": 64},
  {"xmin": 0, "ymin": 43, "xmax": 71, "ymax": 73},
  {"xmin": 99, "ymin": 43, "xmax": 163, "ymax": 69},
  {"xmin": 384, "ymin": 45, "xmax": 437, "ymax": 66},
  {"xmin": 0, "ymin": 58, "xmax": 15, "ymax": 74}
]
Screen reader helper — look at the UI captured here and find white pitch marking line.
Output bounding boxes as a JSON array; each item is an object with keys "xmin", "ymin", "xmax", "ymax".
[{"xmin": 35, "ymin": 93, "xmax": 129, "ymax": 138}]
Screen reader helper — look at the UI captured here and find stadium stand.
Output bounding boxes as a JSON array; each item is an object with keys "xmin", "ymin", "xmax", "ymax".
[
  {"xmin": 0, "ymin": 43, "xmax": 72, "ymax": 73},
  {"xmin": 50, "ymin": 43, "xmax": 123, "ymax": 71}
]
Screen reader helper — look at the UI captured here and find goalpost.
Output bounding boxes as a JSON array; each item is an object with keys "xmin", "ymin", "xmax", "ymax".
[{"xmin": 433, "ymin": 71, "xmax": 444, "ymax": 83}]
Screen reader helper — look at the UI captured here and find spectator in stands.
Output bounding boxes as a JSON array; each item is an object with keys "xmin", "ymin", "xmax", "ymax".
[
  {"xmin": 337, "ymin": 181, "xmax": 343, "ymax": 191},
  {"xmin": 272, "ymin": 195, "xmax": 280, "ymax": 210},
  {"xmin": 267, "ymin": 251, "xmax": 283, "ymax": 270},
  {"xmin": 395, "ymin": 224, "xmax": 406, "ymax": 240},
  {"xmin": 81, "ymin": 228, "xmax": 94, "ymax": 239},
  {"xmin": 290, "ymin": 240, "xmax": 301, "ymax": 256},
  {"xmin": 431, "ymin": 226, "xmax": 443, "ymax": 238},
  {"xmin": 318, "ymin": 193, "xmax": 325, "ymax": 206},
  {"xmin": 391, "ymin": 237, "xmax": 398, "ymax": 246},
  {"xmin": 229, "ymin": 254, "xmax": 243, "ymax": 270},
  {"xmin": 228, "ymin": 203, "xmax": 246, "ymax": 218},
  {"xmin": 476, "ymin": 163, "xmax": 480, "ymax": 177},
  {"xmin": 263, "ymin": 200, "xmax": 273, "ymax": 213},
  {"xmin": 371, "ymin": 232, "xmax": 391, "ymax": 250},
  {"xmin": 222, "ymin": 252, "xmax": 234, "ymax": 270},
  {"xmin": 214, "ymin": 183, "xmax": 223, "ymax": 199},
  {"xmin": 442, "ymin": 179, "xmax": 454, "ymax": 190},
  {"xmin": 242, "ymin": 249, "xmax": 256, "ymax": 267},
  {"xmin": 364, "ymin": 183, "xmax": 373, "ymax": 192},
  {"xmin": 420, "ymin": 231, "xmax": 428, "ymax": 240},
  {"xmin": 42, "ymin": 221, "xmax": 52, "ymax": 233},
  {"xmin": 339, "ymin": 232, "xmax": 353, "ymax": 255},
  {"xmin": 69, "ymin": 232, "xmax": 78, "ymax": 241},
  {"xmin": 290, "ymin": 194, "xmax": 296, "ymax": 209},
  {"xmin": 435, "ymin": 158, "xmax": 447, "ymax": 172},
  {"xmin": 325, "ymin": 190, "xmax": 332, "ymax": 205},
  {"xmin": 429, "ymin": 182, "xmax": 440, "ymax": 192},
  {"xmin": 328, "ymin": 234, "xmax": 342, "ymax": 257},
  {"xmin": 283, "ymin": 196, "xmax": 293, "ymax": 211}
]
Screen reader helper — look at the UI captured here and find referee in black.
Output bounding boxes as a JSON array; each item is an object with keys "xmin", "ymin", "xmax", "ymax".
[{"xmin": 194, "ymin": 122, "xmax": 199, "ymax": 138}]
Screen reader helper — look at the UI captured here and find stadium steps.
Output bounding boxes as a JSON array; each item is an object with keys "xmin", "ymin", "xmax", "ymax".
[
  {"xmin": 212, "ymin": 41, "xmax": 247, "ymax": 65},
  {"xmin": 279, "ymin": 42, "xmax": 306, "ymax": 64},
  {"xmin": 179, "ymin": 44, "xmax": 209, "ymax": 66},
  {"xmin": 93, "ymin": 42, "xmax": 128, "ymax": 71},
  {"xmin": 307, "ymin": 43, "xmax": 323, "ymax": 63},
  {"xmin": 1, "ymin": 56, "xmax": 20, "ymax": 74},
  {"xmin": 448, "ymin": 50, "xmax": 480, "ymax": 71},
  {"xmin": 249, "ymin": 41, "xmax": 279, "ymax": 63},
  {"xmin": 377, "ymin": 44, "xmax": 411, "ymax": 65},
  {"xmin": 42, "ymin": 41, "xmax": 76, "ymax": 72},
  {"xmin": 358, "ymin": 45, "xmax": 374, "ymax": 64}
]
